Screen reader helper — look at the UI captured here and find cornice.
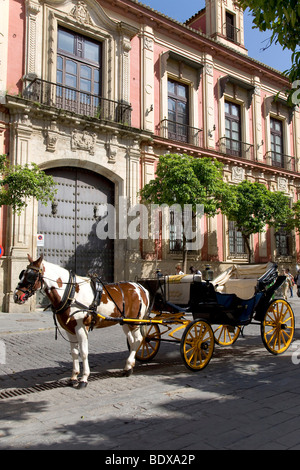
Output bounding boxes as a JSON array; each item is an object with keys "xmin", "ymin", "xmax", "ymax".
[
  {"xmin": 151, "ymin": 135, "xmax": 300, "ymax": 181},
  {"xmin": 105, "ymin": 0, "xmax": 289, "ymax": 87}
]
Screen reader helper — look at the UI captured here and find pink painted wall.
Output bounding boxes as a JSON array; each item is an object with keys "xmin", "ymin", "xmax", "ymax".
[
  {"xmin": 187, "ymin": 13, "xmax": 206, "ymax": 34},
  {"xmin": 6, "ymin": 0, "xmax": 25, "ymax": 95}
]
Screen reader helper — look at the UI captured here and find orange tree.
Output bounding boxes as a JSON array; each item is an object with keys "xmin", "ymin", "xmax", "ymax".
[
  {"xmin": 0, "ymin": 154, "xmax": 56, "ymax": 214},
  {"xmin": 140, "ymin": 153, "xmax": 225, "ymax": 271},
  {"xmin": 219, "ymin": 180, "xmax": 293, "ymax": 262}
]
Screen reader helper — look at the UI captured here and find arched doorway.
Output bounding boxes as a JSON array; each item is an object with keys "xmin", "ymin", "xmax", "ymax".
[{"xmin": 37, "ymin": 167, "xmax": 114, "ymax": 281}]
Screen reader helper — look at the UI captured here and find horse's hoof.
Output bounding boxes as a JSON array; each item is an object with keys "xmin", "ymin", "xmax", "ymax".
[
  {"xmin": 78, "ymin": 381, "xmax": 88, "ymax": 389},
  {"xmin": 123, "ymin": 369, "xmax": 133, "ymax": 377},
  {"xmin": 68, "ymin": 379, "xmax": 78, "ymax": 388}
]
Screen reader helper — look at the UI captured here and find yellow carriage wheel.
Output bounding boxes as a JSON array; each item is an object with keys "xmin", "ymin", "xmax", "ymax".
[
  {"xmin": 261, "ymin": 299, "xmax": 295, "ymax": 355},
  {"xmin": 214, "ymin": 325, "xmax": 240, "ymax": 346},
  {"xmin": 135, "ymin": 324, "xmax": 161, "ymax": 362},
  {"xmin": 180, "ymin": 320, "xmax": 214, "ymax": 371}
]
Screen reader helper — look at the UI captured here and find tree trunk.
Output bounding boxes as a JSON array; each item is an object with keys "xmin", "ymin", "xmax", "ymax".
[{"xmin": 243, "ymin": 234, "xmax": 252, "ymax": 263}]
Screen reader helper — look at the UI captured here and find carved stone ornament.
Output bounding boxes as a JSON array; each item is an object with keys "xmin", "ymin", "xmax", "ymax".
[
  {"xmin": 26, "ymin": 0, "xmax": 40, "ymax": 15},
  {"xmin": 71, "ymin": 130, "xmax": 97, "ymax": 155},
  {"xmin": 278, "ymin": 176, "xmax": 288, "ymax": 192},
  {"xmin": 105, "ymin": 142, "xmax": 117, "ymax": 163},
  {"xmin": 70, "ymin": 1, "xmax": 93, "ymax": 25},
  {"xmin": 46, "ymin": 131, "xmax": 58, "ymax": 152},
  {"xmin": 232, "ymin": 166, "xmax": 245, "ymax": 182},
  {"xmin": 144, "ymin": 37, "xmax": 153, "ymax": 52}
]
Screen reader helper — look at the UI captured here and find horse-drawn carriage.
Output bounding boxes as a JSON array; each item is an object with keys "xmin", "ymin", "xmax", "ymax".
[
  {"xmin": 136, "ymin": 262, "xmax": 295, "ymax": 371},
  {"xmin": 14, "ymin": 257, "xmax": 294, "ymax": 387}
]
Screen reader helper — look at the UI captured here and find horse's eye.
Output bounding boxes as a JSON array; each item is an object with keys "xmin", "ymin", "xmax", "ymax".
[{"xmin": 19, "ymin": 270, "xmax": 25, "ymax": 280}]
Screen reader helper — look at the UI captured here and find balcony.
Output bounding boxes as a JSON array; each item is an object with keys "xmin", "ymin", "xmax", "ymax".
[
  {"xmin": 224, "ymin": 23, "xmax": 240, "ymax": 44},
  {"xmin": 218, "ymin": 137, "xmax": 254, "ymax": 161},
  {"xmin": 265, "ymin": 151, "xmax": 295, "ymax": 172},
  {"xmin": 156, "ymin": 119, "xmax": 203, "ymax": 147},
  {"xmin": 22, "ymin": 78, "xmax": 132, "ymax": 125}
]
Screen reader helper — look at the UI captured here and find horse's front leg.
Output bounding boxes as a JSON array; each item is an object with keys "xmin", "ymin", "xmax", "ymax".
[
  {"xmin": 75, "ymin": 321, "xmax": 90, "ymax": 388},
  {"xmin": 122, "ymin": 325, "xmax": 143, "ymax": 376},
  {"xmin": 67, "ymin": 332, "xmax": 80, "ymax": 386}
]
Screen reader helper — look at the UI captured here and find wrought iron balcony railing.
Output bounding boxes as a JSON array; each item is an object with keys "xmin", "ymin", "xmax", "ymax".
[
  {"xmin": 223, "ymin": 23, "xmax": 240, "ymax": 43},
  {"xmin": 157, "ymin": 119, "xmax": 203, "ymax": 147},
  {"xmin": 22, "ymin": 78, "xmax": 132, "ymax": 125},
  {"xmin": 265, "ymin": 151, "xmax": 295, "ymax": 171},
  {"xmin": 219, "ymin": 137, "xmax": 254, "ymax": 161}
]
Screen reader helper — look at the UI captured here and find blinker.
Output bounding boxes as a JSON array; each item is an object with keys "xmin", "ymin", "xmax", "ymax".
[{"xmin": 26, "ymin": 269, "xmax": 39, "ymax": 283}]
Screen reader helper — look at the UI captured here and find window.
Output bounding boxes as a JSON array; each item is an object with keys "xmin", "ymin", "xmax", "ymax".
[
  {"xmin": 169, "ymin": 209, "xmax": 198, "ymax": 252},
  {"xmin": 226, "ymin": 12, "xmax": 235, "ymax": 42},
  {"xmin": 169, "ymin": 209, "xmax": 183, "ymax": 251},
  {"xmin": 270, "ymin": 118, "xmax": 284, "ymax": 168},
  {"xmin": 229, "ymin": 221, "xmax": 246, "ymax": 256},
  {"xmin": 168, "ymin": 79, "xmax": 189, "ymax": 142},
  {"xmin": 56, "ymin": 27, "xmax": 101, "ymax": 115},
  {"xmin": 275, "ymin": 227, "xmax": 291, "ymax": 256},
  {"xmin": 225, "ymin": 101, "xmax": 241, "ymax": 156}
]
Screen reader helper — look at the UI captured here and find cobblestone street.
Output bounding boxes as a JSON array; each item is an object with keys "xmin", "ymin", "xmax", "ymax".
[{"xmin": 1, "ymin": 299, "xmax": 300, "ymax": 451}]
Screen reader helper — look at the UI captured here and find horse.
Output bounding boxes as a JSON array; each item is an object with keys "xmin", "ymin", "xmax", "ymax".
[{"xmin": 13, "ymin": 255, "xmax": 150, "ymax": 389}]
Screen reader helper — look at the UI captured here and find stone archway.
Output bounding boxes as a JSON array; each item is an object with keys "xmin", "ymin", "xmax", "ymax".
[{"xmin": 37, "ymin": 166, "xmax": 114, "ymax": 281}]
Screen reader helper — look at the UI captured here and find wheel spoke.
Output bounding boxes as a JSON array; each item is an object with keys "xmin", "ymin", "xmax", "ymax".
[
  {"xmin": 181, "ymin": 320, "xmax": 214, "ymax": 371},
  {"xmin": 261, "ymin": 299, "xmax": 294, "ymax": 355},
  {"xmin": 134, "ymin": 324, "xmax": 160, "ymax": 362},
  {"xmin": 214, "ymin": 324, "xmax": 240, "ymax": 346}
]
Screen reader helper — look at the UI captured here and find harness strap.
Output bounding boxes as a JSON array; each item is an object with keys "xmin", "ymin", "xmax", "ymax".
[
  {"xmin": 27, "ymin": 264, "xmax": 43, "ymax": 273},
  {"xmin": 89, "ymin": 276, "xmax": 103, "ymax": 311},
  {"xmin": 54, "ymin": 271, "xmax": 77, "ymax": 315},
  {"xmin": 98, "ymin": 279, "xmax": 125, "ymax": 317}
]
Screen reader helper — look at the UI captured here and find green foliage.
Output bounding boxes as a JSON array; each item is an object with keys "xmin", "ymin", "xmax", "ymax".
[
  {"xmin": 0, "ymin": 154, "xmax": 57, "ymax": 214},
  {"xmin": 140, "ymin": 154, "xmax": 300, "ymax": 264},
  {"xmin": 219, "ymin": 180, "xmax": 293, "ymax": 259},
  {"xmin": 140, "ymin": 153, "xmax": 226, "ymax": 270},
  {"xmin": 290, "ymin": 200, "xmax": 300, "ymax": 233},
  {"xmin": 239, "ymin": 0, "xmax": 300, "ymax": 98},
  {"xmin": 140, "ymin": 153, "xmax": 224, "ymax": 215}
]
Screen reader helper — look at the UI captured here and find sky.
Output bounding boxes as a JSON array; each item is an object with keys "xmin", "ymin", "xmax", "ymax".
[{"xmin": 139, "ymin": 0, "xmax": 293, "ymax": 73}]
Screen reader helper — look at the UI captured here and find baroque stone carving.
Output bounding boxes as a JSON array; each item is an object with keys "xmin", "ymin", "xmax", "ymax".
[
  {"xmin": 232, "ymin": 166, "xmax": 245, "ymax": 182},
  {"xmin": 278, "ymin": 176, "xmax": 288, "ymax": 192},
  {"xmin": 45, "ymin": 131, "xmax": 57, "ymax": 152},
  {"xmin": 105, "ymin": 143, "xmax": 117, "ymax": 163},
  {"xmin": 70, "ymin": 1, "xmax": 93, "ymax": 25},
  {"xmin": 144, "ymin": 37, "xmax": 153, "ymax": 52},
  {"xmin": 71, "ymin": 130, "xmax": 97, "ymax": 155}
]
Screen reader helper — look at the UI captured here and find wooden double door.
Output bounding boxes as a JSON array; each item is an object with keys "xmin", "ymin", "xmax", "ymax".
[{"xmin": 37, "ymin": 167, "xmax": 114, "ymax": 281}]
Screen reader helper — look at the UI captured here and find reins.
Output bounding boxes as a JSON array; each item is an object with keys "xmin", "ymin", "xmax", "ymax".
[{"xmin": 18, "ymin": 262, "xmax": 144, "ymax": 342}]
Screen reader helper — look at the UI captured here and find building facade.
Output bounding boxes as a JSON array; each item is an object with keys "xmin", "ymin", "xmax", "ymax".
[{"xmin": 0, "ymin": 0, "xmax": 299, "ymax": 311}]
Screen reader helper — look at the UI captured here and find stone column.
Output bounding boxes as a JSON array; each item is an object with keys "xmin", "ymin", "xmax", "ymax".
[
  {"xmin": 140, "ymin": 26, "xmax": 155, "ymax": 133},
  {"xmin": 6, "ymin": 111, "xmax": 35, "ymax": 312},
  {"xmin": 253, "ymin": 77, "xmax": 264, "ymax": 162},
  {"xmin": 203, "ymin": 55, "xmax": 215, "ymax": 149}
]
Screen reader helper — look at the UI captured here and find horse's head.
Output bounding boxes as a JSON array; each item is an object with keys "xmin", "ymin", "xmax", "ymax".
[{"xmin": 14, "ymin": 254, "xmax": 44, "ymax": 304}]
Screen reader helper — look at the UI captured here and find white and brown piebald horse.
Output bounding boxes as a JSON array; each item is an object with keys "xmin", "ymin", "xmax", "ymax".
[{"xmin": 14, "ymin": 255, "xmax": 150, "ymax": 388}]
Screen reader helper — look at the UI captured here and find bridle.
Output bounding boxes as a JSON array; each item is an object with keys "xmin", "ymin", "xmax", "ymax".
[{"xmin": 14, "ymin": 264, "xmax": 44, "ymax": 304}]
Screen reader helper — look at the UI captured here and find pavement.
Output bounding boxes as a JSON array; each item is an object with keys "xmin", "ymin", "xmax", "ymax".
[{"xmin": 1, "ymin": 296, "xmax": 300, "ymax": 453}]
